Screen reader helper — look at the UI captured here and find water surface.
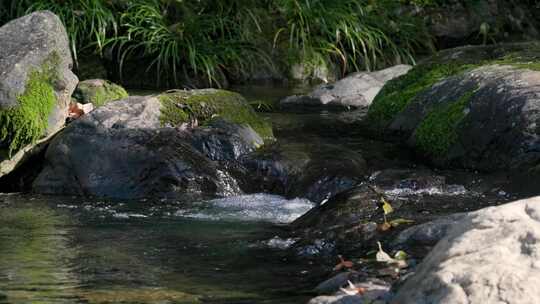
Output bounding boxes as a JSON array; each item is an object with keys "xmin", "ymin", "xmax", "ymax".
[{"xmin": 0, "ymin": 194, "xmax": 324, "ymax": 304}]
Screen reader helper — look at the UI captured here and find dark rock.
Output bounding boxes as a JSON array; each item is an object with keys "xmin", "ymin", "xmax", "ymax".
[
  {"xmin": 392, "ymin": 213, "xmax": 466, "ymax": 247},
  {"xmin": 242, "ymin": 142, "xmax": 366, "ymax": 203},
  {"xmin": 369, "ymin": 43, "xmax": 540, "ymax": 171},
  {"xmin": 420, "ymin": 0, "xmax": 540, "ymax": 48},
  {"xmin": 315, "ymin": 272, "xmax": 357, "ymax": 294},
  {"xmin": 290, "ymin": 168, "xmax": 500, "ymax": 255},
  {"xmin": 32, "ymin": 93, "xmax": 264, "ymax": 199}
]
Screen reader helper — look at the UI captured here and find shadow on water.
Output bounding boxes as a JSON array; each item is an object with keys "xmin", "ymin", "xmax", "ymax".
[{"xmin": 0, "ymin": 194, "xmax": 326, "ymax": 304}]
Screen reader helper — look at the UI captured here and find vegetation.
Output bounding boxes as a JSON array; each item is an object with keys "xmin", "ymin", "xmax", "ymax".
[
  {"xmin": 0, "ymin": 53, "xmax": 60, "ymax": 157},
  {"xmin": 274, "ymin": 0, "xmax": 429, "ymax": 76},
  {"xmin": 0, "ymin": 0, "xmax": 433, "ymax": 87},
  {"xmin": 73, "ymin": 80, "xmax": 128, "ymax": 107},
  {"xmin": 414, "ymin": 90, "xmax": 476, "ymax": 156},
  {"xmin": 158, "ymin": 89, "xmax": 274, "ymax": 140},
  {"xmin": 367, "ymin": 63, "xmax": 476, "ymax": 127}
]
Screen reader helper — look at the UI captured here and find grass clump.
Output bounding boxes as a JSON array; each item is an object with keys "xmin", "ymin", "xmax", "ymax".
[
  {"xmin": 414, "ymin": 90, "xmax": 475, "ymax": 156},
  {"xmin": 367, "ymin": 62, "xmax": 477, "ymax": 127},
  {"xmin": 159, "ymin": 89, "xmax": 274, "ymax": 140},
  {"xmin": 275, "ymin": 0, "xmax": 431, "ymax": 76},
  {"xmin": 0, "ymin": 54, "xmax": 60, "ymax": 157},
  {"xmin": 2, "ymin": 0, "xmax": 432, "ymax": 88}
]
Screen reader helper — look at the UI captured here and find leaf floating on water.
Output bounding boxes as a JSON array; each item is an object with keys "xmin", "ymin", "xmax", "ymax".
[
  {"xmin": 381, "ymin": 197, "xmax": 393, "ymax": 215},
  {"xmin": 333, "ymin": 255, "xmax": 354, "ymax": 271}
]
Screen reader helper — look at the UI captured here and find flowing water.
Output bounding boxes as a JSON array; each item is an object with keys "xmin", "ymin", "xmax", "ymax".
[
  {"xmin": 0, "ymin": 194, "xmax": 325, "ymax": 304},
  {"xmin": 0, "ymin": 85, "xmax": 531, "ymax": 304}
]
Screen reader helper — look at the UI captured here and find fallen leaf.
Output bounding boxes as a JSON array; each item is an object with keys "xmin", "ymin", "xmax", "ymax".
[
  {"xmin": 340, "ymin": 280, "xmax": 366, "ymax": 295},
  {"xmin": 375, "ymin": 242, "xmax": 409, "ymax": 268},
  {"xmin": 333, "ymin": 255, "xmax": 354, "ymax": 271},
  {"xmin": 381, "ymin": 197, "xmax": 393, "ymax": 215},
  {"xmin": 375, "ymin": 242, "xmax": 394, "ymax": 263},
  {"xmin": 388, "ymin": 218, "xmax": 415, "ymax": 227},
  {"xmin": 377, "ymin": 222, "xmax": 392, "ymax": 231},
  {"xmin": 394, "ymin": 250, "xmax": 408, "ymax": 261}
]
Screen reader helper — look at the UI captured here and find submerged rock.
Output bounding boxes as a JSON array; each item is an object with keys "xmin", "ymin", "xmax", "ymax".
[
  {"xmin": 241, "ymin": 142, "xmax": 366, "ymax": 203},
  {"xmin": 73, "ymin": 79, "xmax": 128, "ymax": 107},
  {"xmin": 281, "ymin": 65, "xmax": 411, "ymax": 110},
  {"xmin": 33, "ymin": 90, "xmax": 271, "ymax": 199},
  {"xmin": 0, "ymin": 11, "xmax": 78, "ymax": 178},
  {"xmin": 368, "ymin": 43, "xmax": 540, "ymax": 171},
  {"xmin": 392, "ymin": 196, "xmax": 540, "ymax": 304}
]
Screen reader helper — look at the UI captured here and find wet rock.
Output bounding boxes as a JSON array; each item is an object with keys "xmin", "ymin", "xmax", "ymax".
[
  {"xmin": 315, "ymin": 272, "xmax": 357, "ymax": 294},
  {"xmin": 392, "ymin": 213, "xmax": 466, "ymax": 247},
  {"xmin": 281, "ymin": 65, "xmax": 411, "ymax": 110},
  {"xmin": 369, "ymin": 43, "xmax": 540, "ymax": 171},
  {"xmin": 187, "ymin": 118, "xmax": 263, "ymax": 161},
  {"xmin": 241, "ymin": 142, "xmax": 366, "ymax": 203},
  {"xmin": 0, "ymin": 11, "xmax": 78, "ymax": 178},
  {"xmin": 311, "ymin": 278, "xmax": 391, "ymax": 304},
  {"xmin": 308, "ymin": 295, "xmax": 363, "ymax": 304},
  {"xmin": 290, "ymin": 168, "xmax": 497, "ymax": 255},
  {"xmin": 392, "ymin": 196, "xmax": 540, "ymax": 304},
  {"xmin": 73, "ymin": 79, "xmax": 128, "ymax": 107},
  {"xmin": 32, "ymin": 91, "xmax": 266, "ymax": 199}
]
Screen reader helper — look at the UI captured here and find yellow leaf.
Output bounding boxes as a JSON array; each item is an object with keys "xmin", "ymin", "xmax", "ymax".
[{"xmin": 381, "ymin": 197, "xmax": 393, "ymax": 215}]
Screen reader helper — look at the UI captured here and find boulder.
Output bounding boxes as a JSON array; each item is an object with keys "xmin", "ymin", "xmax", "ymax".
[
  {"xmin": 281, "ymin": 65, "xmax": 411, "ymax": 110},
  {"xmin": 73, "ymin": 79, "xmax": 128, "ymax": 107},
  {"xmin": 290, "ymin": 169, "xmax": 497, "ymax": 255},
  {"xmin": 32, "ymin": 89, "xmax": 271, "ymax": 199},
  {"xmin": 0, "ymin": 11, "xmax": 78, "ymax": 177},
  {"xmin": 392, "ymin": 196, "xmax": 540, "ymax": 304},
  {"xmin": 241, "ymin": 141, "xmax": 366, "ymax": 203},
  {"xmin": 368, "ymin": 43, "xmax": 540, "ymax": 171}
]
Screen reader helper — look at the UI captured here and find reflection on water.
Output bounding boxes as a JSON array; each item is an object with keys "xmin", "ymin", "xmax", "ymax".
[{"xmin": 0, "ymin": 194, "xmax": 323, "ymax": 304}]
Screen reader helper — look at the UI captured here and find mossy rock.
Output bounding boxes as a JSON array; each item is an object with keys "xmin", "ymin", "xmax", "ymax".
[
  {"xmin": 0, "ymin": 54, "xmax": 60, "ymax": 157},
  {"xmin": 73, "ymin": 79, "xmax": 128, "ymax": 107},
  {"xmin": 158, "ymin": 89, "xmax": 274, "ymax": 141},
  {"xmin": 367, "ymin": 43, "xmax": 540, "ymax": 170},
  {"xmin": 367, "ymin": 42, "xmax": 540, "ymax": 129}
]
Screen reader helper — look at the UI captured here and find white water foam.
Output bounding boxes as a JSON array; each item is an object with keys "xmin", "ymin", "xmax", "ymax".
[{"xmin": 174, "ymin": 193, "xmax": 315, "ymax": 224}]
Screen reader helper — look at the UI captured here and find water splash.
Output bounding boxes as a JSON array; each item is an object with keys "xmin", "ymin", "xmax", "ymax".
[{"xmin": 175, "ymin": 194, "xmax": 315, "ymax": 224}]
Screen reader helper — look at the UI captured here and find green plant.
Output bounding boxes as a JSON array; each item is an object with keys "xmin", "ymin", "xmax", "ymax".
[
  {"xmin": 110, "ymin": 0, "xmax": 273, "ymax": 87},
  {"xmin": 14, "ymin": 0, "xmax": 117, "ymax": 65},
  {"xmin": 367, "ymin": 63, "xmax": 476, "ymax": 126},
  {"xmin": 274, "ymin": 0, "xmax": 431, "ymax": 76}
]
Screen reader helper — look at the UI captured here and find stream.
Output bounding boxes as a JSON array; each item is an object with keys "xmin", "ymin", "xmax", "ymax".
[{"xmin": 0, "ymin": 85, "xmax": 531, "ymax": 304}]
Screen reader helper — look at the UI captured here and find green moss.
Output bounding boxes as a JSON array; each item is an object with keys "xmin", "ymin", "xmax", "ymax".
[
  {"xmin": 74, "ymin": 80, "xmax": 128, "ymax": 107},
  {"xmin": 491, "ymin": 52, "xmax": 540, "ymax": 72},
  {"xmin": 0, "ymin": 54, "xmax": 60, "ymax": 157},
  {"xmin": 158, "ymin": 89, "xmax": 274, "ymax": 140},
  {"xmin": 414, "ymin": 90, "xmax": 475, "ymax": 156},
  {"xmin": 367, "ymin": 62, "xmax": 477, "ymax": 127}
]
